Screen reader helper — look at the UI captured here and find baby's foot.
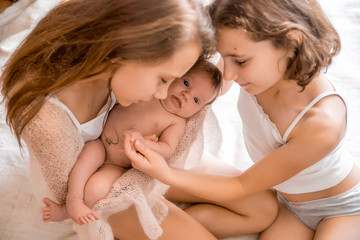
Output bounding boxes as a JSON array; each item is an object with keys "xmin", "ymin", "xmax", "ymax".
[
  {"xmin": 42, "ymin": 197, "xmax": 69, "ymax": 222},
  {"xmin": 66, "ymin": 197, "xmax": 100, "ymax": 225}
]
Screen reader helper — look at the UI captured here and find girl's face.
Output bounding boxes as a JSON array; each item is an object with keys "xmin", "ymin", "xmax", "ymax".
[
  {"xmin": 160, "ymin": 71, "xmax": 216, "ymax": 118},
  {"xmin": 110, "ymin": 41, "xmax": 202, "ymax": 107},
  {"xmin": 216, "ymin": 28, "xmax": 289, "ymax": 95}
]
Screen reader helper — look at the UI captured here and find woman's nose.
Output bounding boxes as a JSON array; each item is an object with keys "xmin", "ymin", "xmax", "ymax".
[{"xmin": 154, "ymin": 85, "xmax": 168, "ymax": 100}]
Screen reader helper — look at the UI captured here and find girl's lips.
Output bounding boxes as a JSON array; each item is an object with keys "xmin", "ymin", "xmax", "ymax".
[{"xmin": 238, "ymin": 82, "xmax": 249, "ymax": 88}]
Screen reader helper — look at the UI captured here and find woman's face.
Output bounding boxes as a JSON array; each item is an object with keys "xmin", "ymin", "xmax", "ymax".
[
  {"xmin": 216, "ymin": 28, "xmax": 289, "ymax": 95},
  {"xmin": 110, "ymin": 41, "xmax": 202, "ymax": 107}
]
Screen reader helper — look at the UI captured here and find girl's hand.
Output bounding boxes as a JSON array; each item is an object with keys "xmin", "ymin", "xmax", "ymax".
[{"xmin": 123, "ymin": 132, "xmax": 172, "ymax": 182}]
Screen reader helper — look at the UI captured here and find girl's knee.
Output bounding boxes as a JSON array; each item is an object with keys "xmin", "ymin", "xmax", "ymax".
[
  {"xmin": 250, "ymin": 190, "xmax": 279, "ymax": 230},
  {"xmin": 263, "ymin": 191, "xmax": 279, "ymax": 223},
  {"xmin": 184, "ymin": 204, "xmax": 214, "ymax": 223}
]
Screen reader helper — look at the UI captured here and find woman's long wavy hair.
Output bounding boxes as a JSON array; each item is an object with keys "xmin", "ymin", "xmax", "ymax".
[
  {"xmin": 209, "ymin": 0, "xmax": 340, "ymax": 90},
  {"xmin": 1, "ymin": 0, "xmax": 215, "ymax": 142}
]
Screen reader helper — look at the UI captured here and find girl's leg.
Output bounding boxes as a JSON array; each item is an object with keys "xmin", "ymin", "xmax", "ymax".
[
  {"xmin": 166, "ymin": 187, "xmax": 278, "ymax": 239},
  {"xmin": 314, "ymin": 214, "xmax": 360, "ymax": 240},
  {"xmin": 165, "ymin": 152, "xmax": 278, "ymax": 239},
  {"xmin": 108, "ymin": 198, "xmax": 217, "ymax": 240},
  {"xmin": 259, "ymin": 202, "xmax": 314, "ymax": 240}
]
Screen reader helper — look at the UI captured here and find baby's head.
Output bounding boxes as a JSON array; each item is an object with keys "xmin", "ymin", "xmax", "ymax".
[{"xmin": 160, "ymin": 56, "xmax": 222, "ymax": 118}]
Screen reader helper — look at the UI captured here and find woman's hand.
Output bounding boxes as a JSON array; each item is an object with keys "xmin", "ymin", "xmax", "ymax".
[{"xmin": 123, "ymin": 132, "xmax": 172, "ymax": 183}]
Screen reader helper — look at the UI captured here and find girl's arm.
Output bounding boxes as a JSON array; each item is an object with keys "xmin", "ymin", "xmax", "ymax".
[{"xmin": 124, "ymin": 101, "xmax": 345, "ymax": 202}]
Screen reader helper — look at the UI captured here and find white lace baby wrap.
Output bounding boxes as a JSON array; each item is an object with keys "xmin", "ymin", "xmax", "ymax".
[{"xmin": 22, "ymin": 100, "xmax": 222, "ymax": 240}]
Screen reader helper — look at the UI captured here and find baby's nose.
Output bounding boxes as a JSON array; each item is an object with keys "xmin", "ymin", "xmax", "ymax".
[{"xmin": 181, "ymin": 91, "xmax": 190, "ymax": 101}]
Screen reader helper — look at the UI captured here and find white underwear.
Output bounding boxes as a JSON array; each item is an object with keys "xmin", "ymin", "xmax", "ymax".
[{"xmin": 277, "ymin": 183, "xmax": 360, "ymax": 230}]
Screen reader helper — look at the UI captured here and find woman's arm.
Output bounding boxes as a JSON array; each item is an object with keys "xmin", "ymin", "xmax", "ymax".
[{"xmin": 22, "ymin": 102, "xmax": 84, "ymax": 203}]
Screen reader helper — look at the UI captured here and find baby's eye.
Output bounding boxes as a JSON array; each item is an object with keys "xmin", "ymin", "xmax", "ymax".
[
  {"xmin": 183, "ymin": 80, "xmax": 189, "ymax": 87},
  {"xmin": 194, "ymin": 97, "xmax": 199, "ymax": 104}
]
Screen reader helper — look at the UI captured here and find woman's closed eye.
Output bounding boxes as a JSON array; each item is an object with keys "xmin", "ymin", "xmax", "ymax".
[
  {"xmin": 234, "ymin": 59, "xmax": 247, "ymax": 66},
  {"xmin": 161, "ymin": 78, "xmax": 168, "ymax": 84}
]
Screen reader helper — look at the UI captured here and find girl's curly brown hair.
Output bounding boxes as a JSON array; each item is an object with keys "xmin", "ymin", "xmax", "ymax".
[{"xmin": 209, "ymin": 0, "xmax": 340, "ymax": 90}]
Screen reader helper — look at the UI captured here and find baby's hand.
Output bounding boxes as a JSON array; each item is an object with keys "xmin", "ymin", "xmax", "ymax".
[
  {"xmin": 123, "ymin": 129, "xmax": 145, "ymax": 144},
  {"xmin": 144, "ymin": 134, "xmax": 159, "ymax": 142}
]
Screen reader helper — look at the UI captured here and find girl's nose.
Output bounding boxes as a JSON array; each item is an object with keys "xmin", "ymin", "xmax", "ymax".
[{"xmin": 223, "ymin": 64, "xmax": 238, "ymax": 81}]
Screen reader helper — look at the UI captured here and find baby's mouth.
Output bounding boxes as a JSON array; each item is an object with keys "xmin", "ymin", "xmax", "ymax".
[{"xmin": 173, "ymin": 95, "xmax": 182, "ymax": 108}]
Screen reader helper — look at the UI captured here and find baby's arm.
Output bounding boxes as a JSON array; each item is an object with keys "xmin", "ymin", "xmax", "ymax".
[{"xmin": 126, "ymin": 118, "xmax": 186, "ymax": 160}]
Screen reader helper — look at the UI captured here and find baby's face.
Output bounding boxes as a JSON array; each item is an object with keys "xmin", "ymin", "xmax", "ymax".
[{"xmin": 160, "ymin": 71, "xmax": 216, "ymax": 118}]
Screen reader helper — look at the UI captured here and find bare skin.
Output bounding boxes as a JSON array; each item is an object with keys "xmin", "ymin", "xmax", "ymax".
[
  {"xmin": 42, "ymin": 198, "xmax": 68, "ymax": 222},
  {"xmin": 167, "ymin": 187, "xmax": 278, "ymax": 239}
]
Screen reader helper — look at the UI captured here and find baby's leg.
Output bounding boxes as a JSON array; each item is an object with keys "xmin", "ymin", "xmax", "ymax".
[
  {"xmin": 42, "ymin": 198, "xmax": 68, "ymax": 222},
  {"xmin": 66, "ymin": 139, "xmax": 106, "ymax": 225},
  {"xmin": 83, "ymin": 163, "xmax": 128, "ymax": 209}
]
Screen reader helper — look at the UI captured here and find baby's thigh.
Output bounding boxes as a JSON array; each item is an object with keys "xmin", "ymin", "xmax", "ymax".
[{"xmin": 84, "ymin": 164, "xmax": 128, "ymax": 207}]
